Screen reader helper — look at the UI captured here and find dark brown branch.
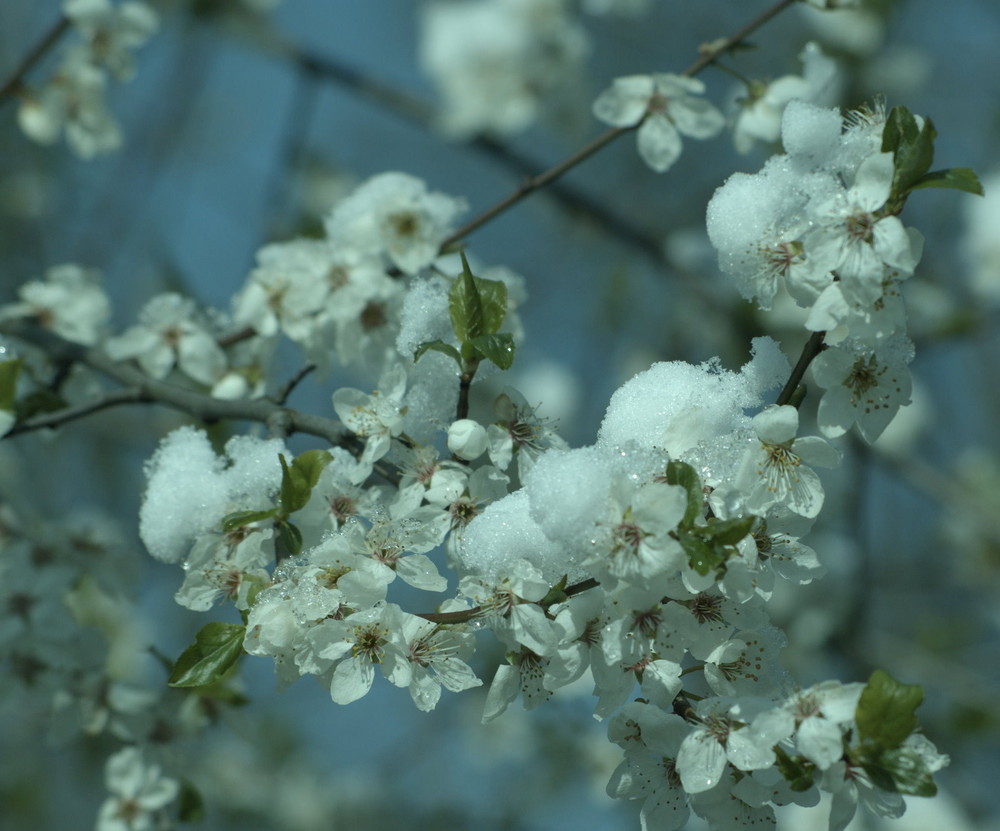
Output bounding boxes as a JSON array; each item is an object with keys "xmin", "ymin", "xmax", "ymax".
[
  {"xmin": 440, "ymin": 128, "xmax": 629, "ymax": 250},
  {"xmin": 441, "ymin": 0, "xmax": 803, "ymax": 250},
  {"xmin": 775, "ymin": 330, "xmax": 826, "ymax": 407},
  {"xmin": 681, "ymin": 0, "xmax": 799, "ymax": 77},
  {"xmin": 275, "ymin": 362, "xmax": 316, "ymax": 406},
  {"xmin": 240, "ymin": 0, "xmax": 802, "ymax": 259},
  {"xmin": 0, "ymin": 16, "xmax": 72, "ymax": 104}
]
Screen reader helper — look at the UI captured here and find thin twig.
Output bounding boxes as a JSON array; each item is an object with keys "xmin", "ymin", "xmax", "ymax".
[
  {"xmin": 681, "ymin": 0, "xmax": 799, "ymax": 77},
  {"xmin": 247, "ymin": 0, "xmax": 801, "ymax": 257},
  {"xmin": 5, "ymin": 387, "xmax": 149, "ymax": 436},
  {"xmin": 441, "ymin": 0, "xmax": 802, "ymax": 250},
  {"xmin": 0, "ymin": 16, "xmax": 71, "ymax": 104},
  {"xmin": 439, "ymin": 127, "xmax": 629, "ymax": 250},
  {"xmin": 275, "ymin": 362, "xmax": 316, "ymax": 406},
  {"xmin": 273, "ymin": 45, "xmax": 672, "ymax": 274}
]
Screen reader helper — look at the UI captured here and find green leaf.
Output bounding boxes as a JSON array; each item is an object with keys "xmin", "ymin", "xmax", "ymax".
[
  {"xmin": 14, "ymin": 389, "xmax": 65, "ymax": 421},
  {"xmin": 414, "ymin": 339, "xmax": 463, "ymax": 366},
  {"xmin": 449, "ymin": 252, "xmax": 485, "ymax": 342},
  {"xmin": 774, "ymin": 745, "xmax": 817, "ymax": 792},
  {"xmin": 221, "ymin": 507, "xmax": 277, "ymax": 532},
  {"xmin": 909, "ymin": 167, "xmax": 984, "ymax": 196},
  {"xmin": 883, "ymin": 106, "xmax": 937, "ymax": 199},
  {"xmin": 277, "ymin": 518, "xmax": 303, "ymax": 556},
  {"xmin": 278, "ymin": 449, "xmax": 332, "ymax": 515},
  {"xmin": 294, "ymin": 448, "xmax": 332, "ymax": 490},
  {"xmin": 881, "ymin": 105, "xmax": 919, "ymax": 155},
  {"xmin": 665, "ymin": 461, "xmax": 703, "ymax": 528},
  {"xmin": 860, "ymin": 759, "xmax": 898, "ymax": 793},
  {"xmin": 475, "ymin": 275, "xmax": 508, "ymax": 335},
  {"xmin": 178, "ymin": 780, "xmax": 205, "ymax": 822},
  {"xmin": 0, "ymin": 359, "xmax": 21, "ymax": 412},
  {"xmin": 540, "ymin": 575, "xmax": 569, "ymax": 607},
  {"xmin": 856, "ymin": 668, "xmax": 924, "ymax": 749},
  {"xmin": 678, "ymin": 530, "xmax": 723, "ymax": 576},
  {"xmin": 469, "ymin": 333, "xmax": 516, "ymax": 370},
  {"xmin": 700, "ymin": 514, "xmax": 756, "ymax": 546},
  {"xmin": 879, "ymin": 747, "xmax": 938, "ymax": 797},
  {"xmin": 168, "ymin": 622, "xmax": 246, "ymax": 687}
]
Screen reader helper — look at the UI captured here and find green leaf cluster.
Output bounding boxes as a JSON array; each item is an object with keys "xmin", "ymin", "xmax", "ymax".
[
  {"xmin": 774, "ymin": 745, "xmax": 817, "ymax": 792},
  {"xmin": 666, "ymin": 461, "xmax": 756, "ymax": 576},
  {"xmin": 852, "ymin": 669, "xmax": 938, "ymax": 797},
  {"xmin": 219, "ymin": 449, "xmax": 332, "ymax": 557},
  {"xmin": 882, "ymin": 105, "xmax": 983, "ymax": 213},
  {"xmin": 414, "ymin": 252, "xmax": 515, "ymax": 372}
]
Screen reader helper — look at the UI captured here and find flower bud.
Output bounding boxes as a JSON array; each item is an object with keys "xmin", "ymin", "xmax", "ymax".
[{"xmin": 448, "ymin": 418, "xmax": 487, "ymax": 460}]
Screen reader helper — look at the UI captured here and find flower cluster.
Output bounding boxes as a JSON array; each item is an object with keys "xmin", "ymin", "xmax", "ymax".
[
  {"xmin": 0, "ymin": 10, "xmax": 970, "ymax": 825},
  {"xmin": 707, "ymin": 101, "xmax": 926, "ymax": 441},
  {"xmin": 17, "ymin": 0, "xmax": 159, "ymax": 157}
]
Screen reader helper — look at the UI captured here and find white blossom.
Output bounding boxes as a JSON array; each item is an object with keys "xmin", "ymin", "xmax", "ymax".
[
  {"xmin": 419, "ymin": 0, "xmax": 588, "ymax": 137},
  {"xmin": 332, "ymin": 363, "xmax": 408, "ymax": 474},
  {"xmin": 1, "ymin": 263, "xmax": 110, "ymax": 345},
  {"xmin": 735, "ymin": 405, "xmax": 841, "ymax": 518},
  {"xmin": 732, "ymin": 42, "xmax": 837, "ymax": 154},
  {"xmin": 18, "ymin": 52, "xmax": 122, "ymax": 157},
  {"xmin": 447, "ymin": 418, "xmax": 489, "ymax": 460},
  {"xmin": 325, "ymin": 173, "xmax": 466, "ymax": 275},
  {"xmin": 105, "ymin": 293, "xmax": 227, "ymax": 386},
  {"xmin": 812, "ymin": 335, "xmax": 914, "ymax": 441},
  {"xmin": 96, "ymin": 746, "xmax": 178, "ymax": 831},
  {"xmin": 593, "ymin": 73, "xmax": 724, "ymax": 173},
  {"xmin": 63, "ymin": 0, "xmax": 159, "ymax": 81}
]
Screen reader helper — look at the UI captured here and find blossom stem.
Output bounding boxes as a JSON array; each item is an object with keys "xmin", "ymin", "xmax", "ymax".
[
  {"xmin": 275, "ymin": 362, "xmax": 317, "ymax": 406},
  {"xmin": 775, "ymin": 330, "xmax": 826, "ymax": 407},
  {"xmin": 456, "ymin": 359, "xmax": 480, "ymax": 423},
  {"xmin": 0, "ymin": 15, "xmax": 71, "ymax": 104}
]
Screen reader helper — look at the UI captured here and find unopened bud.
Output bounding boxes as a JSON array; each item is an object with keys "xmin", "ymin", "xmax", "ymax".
[{"xmin": 448, "ymin": 418, "xmax": 487, "ymax": 460}]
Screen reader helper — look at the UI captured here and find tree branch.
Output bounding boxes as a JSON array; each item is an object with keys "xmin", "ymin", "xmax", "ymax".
[
  {"xmin": 236, "ymin": 0, "xmax": 801, "ymax": 261},
  {"xmin": 442, "ymin": 0, "xmax": 802, "ymax": 250},
  {"xmin": 775, "ymin": 330, "xmax": 826, "ymax": 407},
  {"xmin": 5, "ymin": 387, "xmax": 149, "ymax": 437},
  {"xmin": 0, "ymin": 15, "xmax": 71, "ymax": 104},
  {"xmin": 0, "ymin": 321, "xmax": 347, "ymax": 445}
]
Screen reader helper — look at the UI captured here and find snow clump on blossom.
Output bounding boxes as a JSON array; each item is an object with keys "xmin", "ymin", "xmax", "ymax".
[
  {"xmin": 139, "ymin": 426, "xmax": 287, "ymax": 563},
  {"xmin": 707, "ymin": 101, "xmax": 922, "ymax": 440},
  {"xmin": 732, "ymin": 41, "xmax": 839, "ymax": 154},
  {"xmin": 598, "ymin": 336, "xmax": 790, "ymax": 459}
]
